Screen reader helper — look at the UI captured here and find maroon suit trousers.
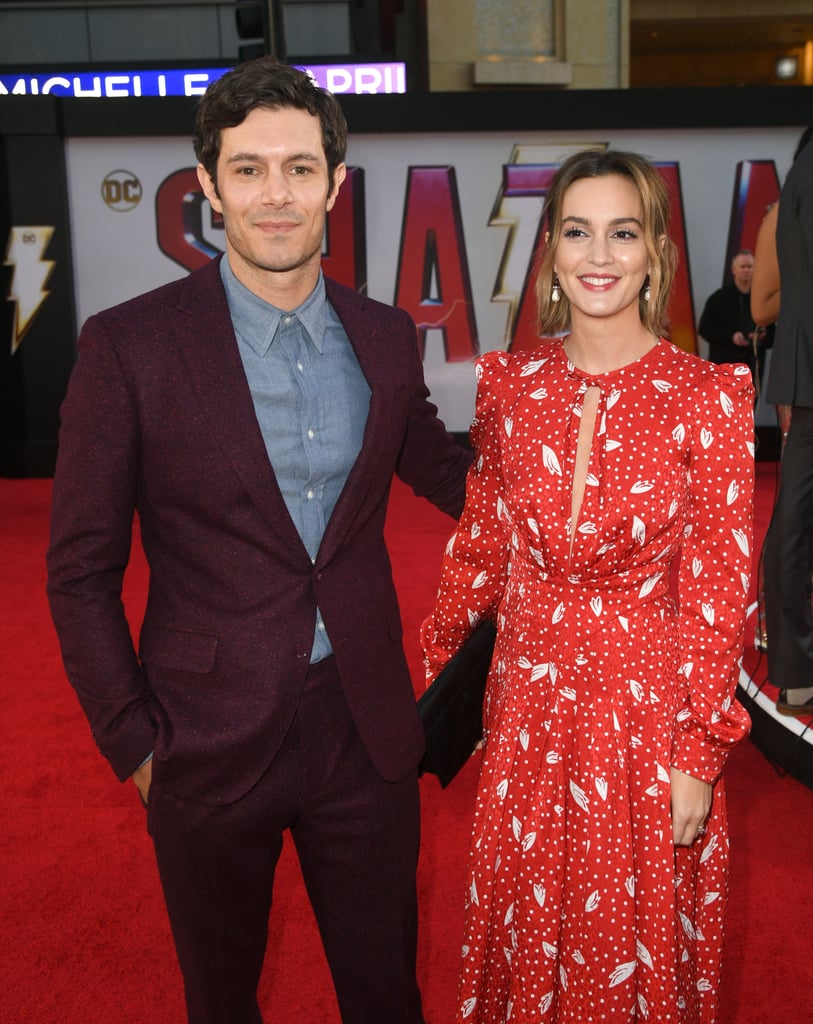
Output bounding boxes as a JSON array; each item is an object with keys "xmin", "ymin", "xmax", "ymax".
[{"xmin": 147, "ymin": 656, "xmax": 426, "ymax": 1024}]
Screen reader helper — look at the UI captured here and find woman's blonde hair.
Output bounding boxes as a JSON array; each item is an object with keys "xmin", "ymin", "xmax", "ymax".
[{"xmin": 536, "ymin": 149, "xmax": 678, "ymax": 338}]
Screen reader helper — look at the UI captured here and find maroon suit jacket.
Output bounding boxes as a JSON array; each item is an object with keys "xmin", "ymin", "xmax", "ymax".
[{"xmin": 47, "ymin": 258, "xmax": 471, "ymax": 804}]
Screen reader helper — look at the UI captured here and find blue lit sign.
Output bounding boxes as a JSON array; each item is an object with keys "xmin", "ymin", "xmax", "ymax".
[{"xmin": 0, "ymin": 63, "xmax": 407, "ymax": 99}]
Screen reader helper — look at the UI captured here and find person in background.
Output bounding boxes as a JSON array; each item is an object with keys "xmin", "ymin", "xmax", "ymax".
[
  {"xmin": 752, "ymin": 126, "xmax": 813, "ymax": 332},
  {"xmin": 698, "ymin": 249, "xmax": 773, "ymax": 395},
  {"xmin": 422, "ymin": 148, "xmax": 754, "ymax": 1023},
  {"xmin": 46, "ymin": 56, "xmax": 471, "ymax": 1024},
  {"xmin": 761, "ymin": 128, "xmax": 813, "ymax": 717},
  {"xmin": 751, "ymin": 202, "xmax": 781, "ymax": 330}
]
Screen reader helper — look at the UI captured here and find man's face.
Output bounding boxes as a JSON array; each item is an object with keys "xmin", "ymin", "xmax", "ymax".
[
  {"xmin": 731, "ymin": 253, "xmax": 754, "ymax": 292},
  {"xmin": 197, "ymin": 105, "xmax": 345, "ymax": 302}
]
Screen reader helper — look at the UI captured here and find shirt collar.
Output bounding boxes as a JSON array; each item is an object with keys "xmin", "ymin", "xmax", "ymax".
[{"xmin": 219, "ymin": 255, "xmax": 327, "ymax": 356}]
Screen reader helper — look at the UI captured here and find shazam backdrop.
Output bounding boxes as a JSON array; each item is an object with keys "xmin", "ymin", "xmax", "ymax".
[{"xmin": 63, "ymin": 126, "xmax": 797, "ymax": 430}]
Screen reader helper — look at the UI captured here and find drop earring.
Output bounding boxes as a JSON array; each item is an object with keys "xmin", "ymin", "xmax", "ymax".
[
  {"xmin": 643, "ymin": 276, "xmax": 651, "ymax": 303},
  {"xmin": 551, "ymin": 274, "xmax": 561, "ymax": 303}
]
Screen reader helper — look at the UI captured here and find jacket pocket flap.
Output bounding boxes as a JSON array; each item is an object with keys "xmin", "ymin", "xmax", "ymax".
[{"xmin": 139, "ymin": 625, "xmax": 218, "ymax": 674}]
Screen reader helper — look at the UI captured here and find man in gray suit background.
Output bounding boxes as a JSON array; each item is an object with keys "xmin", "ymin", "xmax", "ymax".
[{"xmin": 763, "ymin": 131, "xmax": 813, "ymax": 716}]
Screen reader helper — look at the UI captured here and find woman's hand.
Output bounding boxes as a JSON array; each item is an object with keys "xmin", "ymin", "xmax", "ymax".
[{"xmin": 670, "ymin": 767, "xmax": 712, "ymax": 846}]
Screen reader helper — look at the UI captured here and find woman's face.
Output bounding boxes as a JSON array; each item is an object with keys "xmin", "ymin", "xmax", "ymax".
[{"xmin": 553, "ymin": 173, "xmax": 650, "ymax": 328}]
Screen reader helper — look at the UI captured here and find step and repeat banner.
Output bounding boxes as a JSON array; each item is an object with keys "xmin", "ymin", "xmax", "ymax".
[
  {"xmin": 1, "ymin": 104, "xmax": 801, "ymax": 474},
  {"xmin": 63, "ymin": 125, "xmax": 795, "ymax": 432}
]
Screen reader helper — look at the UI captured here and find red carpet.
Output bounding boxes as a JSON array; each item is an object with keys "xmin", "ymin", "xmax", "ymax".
[{"xmin": 2, "ymin": 470, "xmax": 812, "ymax": 1023}]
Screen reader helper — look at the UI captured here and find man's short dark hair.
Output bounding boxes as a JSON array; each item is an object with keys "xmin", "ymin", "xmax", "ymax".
[{"xmin": 194, "ymin": 56, "xmax": 348, "ymax": 191}]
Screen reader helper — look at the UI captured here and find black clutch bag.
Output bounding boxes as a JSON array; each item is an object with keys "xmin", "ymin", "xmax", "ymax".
[{"xmin": 417, "ymin": 619, "xmax": 497, "ymax": 788}]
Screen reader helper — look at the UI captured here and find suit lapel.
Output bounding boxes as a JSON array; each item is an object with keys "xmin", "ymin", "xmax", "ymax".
[{"xmin": 171, "ymin": 259, "xmax": 309, "ymax": 561}]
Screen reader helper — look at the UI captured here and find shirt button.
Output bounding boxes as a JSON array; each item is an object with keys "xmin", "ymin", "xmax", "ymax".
[
  {"xmin": 284, "ymin": 315, "xmax": 293, "ymax": 325},
  {"xmin": 306, "ymin": 489, "xmax": 314, "ymax": 500},
  {"xmin": 297, "ymin": 361, "xmax": 304, "ymax": 372},
  {"xmin": 307, "ymin": 428, "xmax": 315, "ymax": 440}
]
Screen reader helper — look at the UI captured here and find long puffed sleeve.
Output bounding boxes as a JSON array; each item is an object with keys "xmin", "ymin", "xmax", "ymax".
[
  {"xmin": 671, "ymin": 362, "xmax": 754, "ymax": 783},
  {"xmin": 420, "ymin": 351, "xmax": 512, "ymax": 682}
]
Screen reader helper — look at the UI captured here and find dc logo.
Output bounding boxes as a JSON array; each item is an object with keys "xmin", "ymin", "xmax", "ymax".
[{"xmin": 102, "ymin": 170, "xmax": 142, "ymax": 212}]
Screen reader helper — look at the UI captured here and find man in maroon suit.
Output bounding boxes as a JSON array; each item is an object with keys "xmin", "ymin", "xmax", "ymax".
[{"xmin": 47, "ymin": 57, "xmax": 471, "ymax": 1024}]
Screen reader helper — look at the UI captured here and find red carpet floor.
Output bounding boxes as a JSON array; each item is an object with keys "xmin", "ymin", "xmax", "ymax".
[{"xmin": 2, "ymin": 469, "xmax": 812, "ymax": 1023}]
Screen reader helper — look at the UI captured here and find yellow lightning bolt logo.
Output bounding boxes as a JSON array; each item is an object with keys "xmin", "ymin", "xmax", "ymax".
[
  {"xmin": 489, "ymin": 144, "xmax": 606, "ymax": 347},
  {"xmin": 5, "ymin": 226, "xmax": 55, "ymax": 355}
]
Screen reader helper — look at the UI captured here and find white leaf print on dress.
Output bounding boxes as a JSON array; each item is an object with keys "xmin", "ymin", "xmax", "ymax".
[
  {"xmin": 497, "ymin": 779, "xmax": 509, "ymax": 799},
  {"xmin": 605, "ymin": 438, "xmax": 622, "ymax": 452},
  {"xmin": 700, "ymin": 833, "xmax": 719, "ymax": 863},
  {"xmin": 521, "ymin": 832, "xmax": 537, "ymax": 851},
  {"xmin": 679, "ymin": 912, "xmax": 698, "ymax": 940},
  {"xmin": 590, "ymin": 596, "xmax": 603, "ymax": 616},
  {"xmin": 719, "ymin": 390, "xmax": 734, "ymax": 417},
  {"xmin": 461, "ymin": 997, "xmax": 477, "ymax": 1018},
  {"xmin": 638, "ymin": 572, "xmax": 663, "ymax": 598},
  {"xmin": 570, "ymin": 779, "xmax": 589, "ymax": 811},
  {"xmin": 631, "ymin": 480, "xmax": 654, "ymax": 493},
  {"xmin": 529, "ymin": 387, "xmax": 548, "ymax": 400},
  {"xmin": 519, "ymin": 728, "xmax": 530, "ymax": 751},
  {"xmin": 578, "ymin": 521, "xmax": 597, "ymax": 534},
  {"xmin": 609, "ymin": 961, "xmax": 636, "ymax": 987},
  {"xmin": 559, "ymin": 964, "xmax": 568, "ymax": 991},
  {"xmin": 630, "ymin": 680, "xmax": 644, "ymax": 702},
  {"xmin": 472, "ymin": 571, "xmax": 488, "ymax": 590},
  {"xmin": 504, "ymin": 416, "xmax": 513, "ymax": 437},
  {"xmin": 531, "ymin": 663, "xmax": 550, "ymax": 681},
  {"xmin": 697, "ymin": 978, "xmax": 714, "ymax": 992},
  {"xmin": 701, "ymin": 603, "xmax": 715, "ymax": 626},
  {"xmin": 700, "ymin": 428, "xmax": 713, "ymax": 449},
  {"xmin": 527, "ymin": 517, "xmax": 540, "ymax": 537},
  {"xmin": 653, "ymin": 379, "xmax": 672, "ymax": 393},
  {"xmin": 542, "ymin": 445, "xmax": 562, "ymax": 476},
  {"xmin": 703, "ymin": 891, "xmax": 720, "ymax": 905},
  {"xmin": 504, "ymin": 902, "xmax": 515, "ymax": 925},
  {"xmin": 595, "ymin": 777, "xmax": 608, "ymax": 800},
  {"xmin": 607, "ymin": 388, "xmax": 621, "ymax": 409},
  {"xmin": 637, "ymin": 939, "xmax": 654, "ymax": 969},
  {"xmin": 625, "ymin": 875, "xmax": 636, "ymax": 897},
  {"xmin": 692, "ymin": 557, "xmax": 703, "ymax": 578},
  {"xmin": 672, "ymin": 423, "xmax": 686, "ymax": 444},
  {"xmin": 552, "ymin": 602, "xmax": 565, "ymax": 624},
  {"xmin": 638, "ymin": 993, "xmax": 650, "ymax": 1019},
  {"xmin": 572, "ymin": 949, "xmax": 586, "ymax": 965},
  {"xmin": 542, "ymin": 941, "xmax": 558, "ymax": 959},
  {"xmin": 520, "ymin": 359, "xmax": 546, "ymax": 376},
  {"xmin": 632, "ymin": 516, "xmax": 646, "ymax": 544},
  {"xmin": 539, "ymin": 992, "xmax": 554, "ymax": 1014},
  {"xmin": 512, "ymin": 816, "xmax": 522, "ymax": 842},
  {"xmin": 534, "ymin": 884, "xmax": 546, "ymax": 908},
  {"xmin": 732, "ymin": 528, "xmax": 750, "ymax": 555},
  {"xmin": 726, "ymin": 480, "xmax": 739, "ymax": 505}
]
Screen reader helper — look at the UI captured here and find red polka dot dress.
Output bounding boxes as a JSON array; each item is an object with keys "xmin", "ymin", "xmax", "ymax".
[{"xmin": 421, "ymin": 338, "xmax": 754, "ymax": 1024}]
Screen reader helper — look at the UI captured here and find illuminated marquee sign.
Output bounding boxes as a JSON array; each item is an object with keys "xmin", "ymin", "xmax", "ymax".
[{"xmin": 0, "ymin": 62, "xmax": 407, "ymax": 98}]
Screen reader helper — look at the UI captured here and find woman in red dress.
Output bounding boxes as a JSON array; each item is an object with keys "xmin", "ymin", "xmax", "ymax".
[{"xmin": 421, "ymin": 150, "xmax": 754, "ymax": 1023}]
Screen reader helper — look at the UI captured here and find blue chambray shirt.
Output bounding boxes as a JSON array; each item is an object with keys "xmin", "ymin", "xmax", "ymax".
[{"xmin": 220, "ymin": 257, "xmax": 371, "ymax": 662}]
